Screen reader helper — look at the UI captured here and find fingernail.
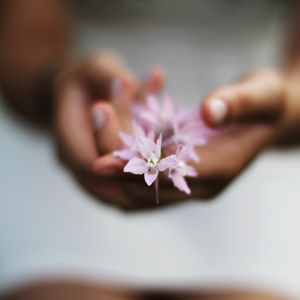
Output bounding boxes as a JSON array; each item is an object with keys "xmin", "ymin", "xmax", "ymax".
[
  {"xmin": 208, "ymin": 98, "xmax": 228, "ymax": 125},
  {"xmin": 91, "ymin": 106, "xmax": 106, "ymax": 129}
]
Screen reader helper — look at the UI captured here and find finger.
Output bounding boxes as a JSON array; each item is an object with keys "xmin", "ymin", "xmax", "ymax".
[
  {"xmin": 92, "ymin": 153, "xmax": 125, "ymax": 174},
  {"xmin": 55, "ymin": 81, "xmax": 97, "ymax": 171},
  {"xmin": 111, "ymin": 67, "xmax": 165, "ymax": 130},
  {"xmin": 136, "ymin": 66, "xmax": 166, "ymax": 99},
  {"xmin": 91, "ymin": 101, "xmax": 122, "ymax": 154},
  {"xmin": 111, "ymin": 71, "xmax": 137, "ymax": 132},
  {"xmin": 201, "ymin": 70, "xmax": 286, "ymax": 127},
  {"xmin": 78, "ymin": 52, "xmax": 128, "ymax": 99},
  {"xmin": 145, "ymin": 66, "xmax": 166, "ymax": 94}
]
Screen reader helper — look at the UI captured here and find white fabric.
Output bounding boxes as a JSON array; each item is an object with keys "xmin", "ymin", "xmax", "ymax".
[{"xmin": 1, "ymin": 1, "xmax": 300, "ymax": 298}]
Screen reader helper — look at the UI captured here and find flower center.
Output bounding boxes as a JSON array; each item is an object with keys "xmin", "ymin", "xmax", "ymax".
[{"xmin": 146, "ymin": 153, "xmax": 159, "ymax": 169}]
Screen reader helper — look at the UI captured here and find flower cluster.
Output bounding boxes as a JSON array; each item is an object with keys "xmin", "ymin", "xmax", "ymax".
[{"xmin": 113, "ymin": 94, "xmax": 214, "ymax": 197}]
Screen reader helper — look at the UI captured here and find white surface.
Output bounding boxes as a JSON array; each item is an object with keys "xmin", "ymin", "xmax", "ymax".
[{"xmin": 1, "ymin": 1, "xmax": 300, "ymax": 298}]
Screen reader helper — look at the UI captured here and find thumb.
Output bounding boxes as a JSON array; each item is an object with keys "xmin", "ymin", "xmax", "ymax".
[
  {"xmin": 91, "ymin": 101, "xmax": 122, "ymax": 154},
  {"xmin": 201, "ymin": 70, "xmax": 286, "ymax": 127}
]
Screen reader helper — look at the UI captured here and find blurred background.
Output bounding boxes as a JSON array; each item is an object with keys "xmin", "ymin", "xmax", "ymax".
[
  {"xmin": 1, "ymin": 1, "xmax": 300, "ymax": 299},
  {"xmin": 75, "ymin": 0, "xmax": 285, "ymax": 100}
]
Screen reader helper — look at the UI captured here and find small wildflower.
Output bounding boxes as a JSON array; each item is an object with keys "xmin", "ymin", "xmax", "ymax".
[{"xmin": 113, "ymin": 93, "xmax": 215, "ymax": 197}]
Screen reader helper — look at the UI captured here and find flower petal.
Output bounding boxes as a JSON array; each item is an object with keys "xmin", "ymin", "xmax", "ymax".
[
  {"xmin": 190, "ymin": 147, "xmax": 201, "ymax": 163},
  {"xmin": 132, "ymin": 105, "xmax": 160, "ymax": 127},
  {"xmin": 172, "ymin": 117, "xmax": 180, "ymax": 136},
  {"xmin": 113, "ymin": 149, "xmax": 135, "ymax": 160},
  {"xmin": 147, "ymin": 129, "xmax": 155, "ymax": 141},
  {"xmin": 158, "ymin": 155, "xmax": 178, "ymax": 171},
  {"xmin": 162, "ymin": 137, "xmax": 173, "ymax": 147},
  {"xmin": 176, "ymin": 108, "xmax": 200, "ymax": 125},
  {"xmin": 162, "ymin": 94, "xmax": 176, "ymax": 118},
  {"xmin": 176, "ymin": 145, "xmax": 190, "ymax": 161},
  {"xmin": 119, "ymin": 132, "xmax": 134, "ymax": 147},
  {"xmin": 144, "ymin": 170, "xmax": 158, "ymax": 186},
  {"xmin": 124, "ymin": 157, "xmax": 147, "ymax": 174},
  {"xmin": 155, "ymin": 133, "xmax": 162, "ymax": 158},
  {"xmin": 132, "ymin": 121, "xmax": 146, "ymax": 138},
  {"xmin": 185, "ymin": 165, "xmax": 197, "ymax": 177},
  {"xmin": 137, "ymin": 136, "xmax": 156, "ymax": 159},
  {"xmin": 176, "ymin": 145, "xmax": 200, "ymax": 163},
  {"xmin": 138, "ymin": 110, "xmax": 160, "ymax": 126},
  {"xmin": 146, "ymin": 94, "xmax": 160, "ymax": 114},
  {"xmin": 176, "ymin": 145, "xmax": 187, "ymax": 161},
  {"xmin": 170, "ymin": 171, "xmax": 191, "ymax": 194},
  {"xmin": 192, "ymin": 137, "xmax": 207, "ymax": 147}
]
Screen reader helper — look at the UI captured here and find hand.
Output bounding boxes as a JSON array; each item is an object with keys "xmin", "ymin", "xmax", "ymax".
[
  {"xmin": 93, "ymin": 70, "xmax": 288, "ymax": 208},
  {"xmin": 55, "ymin": 52, "xmax": 167, "ymax": 210},
  {"xmin": 187, "ymin": 70, "xmax": 287, "ymax": 198}
]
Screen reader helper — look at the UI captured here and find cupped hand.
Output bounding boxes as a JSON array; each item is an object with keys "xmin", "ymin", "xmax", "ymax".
[
  {"xmin": 187, "ymin": 70, "xmax": 287, "ymax": 198},
  {"xmin": 55, "ymin": 52, "xmax": 167, "ymax": 210},
  {"xmin": 56, "ymin": 60, "xmax": 289, "ymax": 210},
  {"xmin": 97, "ymin": 70, "xmax": 288, "ymax": 206}
]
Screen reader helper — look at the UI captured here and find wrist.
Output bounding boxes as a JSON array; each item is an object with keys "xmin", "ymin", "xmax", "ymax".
[{"xmin": 274, "ymin": 72, "xmax": 300, "ymax": 143}]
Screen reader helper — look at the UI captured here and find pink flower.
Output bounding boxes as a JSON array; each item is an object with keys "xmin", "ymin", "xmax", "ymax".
[
  {"xmin": 163, "ymin": 108, "xmax": 213, "ymax": 149},
  {"xmin": 124, "ymin": 134, "xmax": 177, "ymax": 186},
  {"xmin": 132, "ymin": 94, "xmax": 176, "ymax": 131},
  {"xmin": 168, "ymin": 145, "xmax": 198, "ymax": 194},
  {"xmin": 111, "ymin": 91, "xmax": 216, "ymax": 198},
  {"xmin": 113, "ymin": 122, "xmax": 154, "ymax": 160}
]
